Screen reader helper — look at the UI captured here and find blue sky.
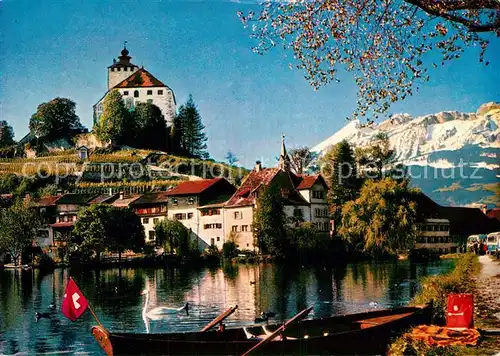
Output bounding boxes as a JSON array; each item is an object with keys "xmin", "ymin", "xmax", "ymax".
[{"xmin": 1, "ymin": 0, "xmax": 499, "ymax": 168}]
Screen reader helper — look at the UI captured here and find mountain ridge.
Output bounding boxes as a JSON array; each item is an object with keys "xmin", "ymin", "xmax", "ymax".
[{"xmin": 312, "ymin": 102, "xmax": 499, "ymax": 207}]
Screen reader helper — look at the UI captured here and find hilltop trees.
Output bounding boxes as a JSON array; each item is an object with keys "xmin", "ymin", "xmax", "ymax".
[
  {"xmin": 29, "ymin": 98, "xmax": 85, "ymax": 141},
  {"xmin": 174, "ymin": 95, "xmax": 208, "ymax": 158},
  {"xmin": 133, "ymin": 102, "xmax": 168, "ymax": 150},
  {"xmin": 94, "ymin": 90, "xmax": 133, "ymax": 146},
  {"xmin": 340, "ymin": 178, "xmax": 418, "ymax": 257},
  {"xmin": 0, "ymin": 121, "xmax": 15, "ymax": 148},
  {"xmin": 0, "ymin": 199, "xmax": 41, "ymax": 266},
  {"xmin": 239, "ymin": 1, "xmax": 498, "ymax": 119},
  {"xmin": 225, "ymin": 151, "xmax": 238, "ymax": 166}
]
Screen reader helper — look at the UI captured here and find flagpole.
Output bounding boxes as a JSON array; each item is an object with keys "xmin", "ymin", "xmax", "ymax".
[
  {"xmin": 87, "ymin": 303, "xmax": 105, "ymax": 329},
  {"xmin": 69, "ymin": 276, "xmax": 105, "ymax": 329}
]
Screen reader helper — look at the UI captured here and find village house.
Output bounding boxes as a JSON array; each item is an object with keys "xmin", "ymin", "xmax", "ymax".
[
  {"xmin": 414, "ymin": 193, "xmax": 500, "ymax": 253},
  {"xmin": 93, "ymin": 45, "xmax": 176, "ymax": 127},
  {"xmin": 166, "ymin": 178, "xmax": 237, "ymax": 250},
  {"xmin": 50, "ymin": 193, "xmax": 98, "ymax": 243},
  {"xmin": 32, "ymin": 195, "xmax": 62, "ymax": 256},
  {"xmin": 224, "ymin": 137, "xmax": 331, "ymax": 251},
  {"xmin": 130, "ymin": 191, "xmax": 169, "ymax": 244}
]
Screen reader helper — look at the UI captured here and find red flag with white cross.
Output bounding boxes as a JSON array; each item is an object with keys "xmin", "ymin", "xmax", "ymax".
[{"xmin": 61, "ymin": 277, "xmax": 89, "ymax": 321}]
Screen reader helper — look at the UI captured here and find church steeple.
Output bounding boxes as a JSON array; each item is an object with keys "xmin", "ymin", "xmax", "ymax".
[{"xmin": 278, "ymin": 134, "xmax": 290, "ymax": 171}]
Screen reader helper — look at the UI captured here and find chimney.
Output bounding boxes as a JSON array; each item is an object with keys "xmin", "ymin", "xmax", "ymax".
[
  {"xmin": 255, "ymin": 161, "xmax": 262, "ymax": 172},
  {"xmin": 119, "ymin": 191, "xmax": 124, "ymax": 200}
]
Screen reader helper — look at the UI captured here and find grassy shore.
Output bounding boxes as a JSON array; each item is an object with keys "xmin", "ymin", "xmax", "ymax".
[{"xmin": 389, "ymin": 253, "xmax": 495, "ymax": 355}]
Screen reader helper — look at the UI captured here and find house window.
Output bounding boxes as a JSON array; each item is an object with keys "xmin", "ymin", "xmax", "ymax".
[
  {"xmin": 293, "ymin": 208, "xmax": 303, "ymax": 218},
  {"xmin": 158, "ymin": 90, "xmax": 163, "ymax": 95},
  {"xmin": 172, "ymin": 199, "xmax": 178, "ymax": 205},
  {"xmin": 143, "ymin": 218, "xmax": 149, "ymax": 224},
  {"xmin": 174, "ymin": 213, "xmax": 186, "ymax": 220},
  {"xmin": 231, "ymin": 225, "xmax": 238, "ymax": 232},
  {"xmin": 187, "ymin": 212, "xmax": 193, "ymax": 219},
  {"xmin": 188, "ymin": 197, "xmax": 195, "ymax": 205},
  {"xmin": 134, "ymin": 90, "xmax": 139, "ymax": 98},
  {"xmin": 153, "ymin": 218, "xmax": 159, "ymax": 224},
  {"xmin": 312, "ymin": 191, "xmax": 324, "ymax": 199},
  {"xmin": 148, "ymin": 231, "xmax": 155, "ymax": 241},
  {"xmin": 216, "ymin": 237, "xmax": 220, "ymax": 242},
  {"xmin": 123, "ymin": 91, "xmax": 129, "ymax": 96},
  {"xmin": 147, "ymin": 90, "xmax": 153, "ymax": 95},
  {"xmin": 211, "ymin": 238, "xmax": 215, "ymax": 246},
  {"xmin": 161, "ymin": 205, "xmax": 167, "ymax": 212},
  {"xmin": 234, "ymin": 211, "xmax": 242, "ymax": 220},
  {"xmin": 241, "ymin": 225, "xmax": 248, "ymax": 232}
]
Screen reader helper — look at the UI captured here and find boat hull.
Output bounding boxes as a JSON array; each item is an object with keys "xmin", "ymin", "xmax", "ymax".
[{"xmin": 93, "ymin": 304, "xmax": 432, "ymax": 355}]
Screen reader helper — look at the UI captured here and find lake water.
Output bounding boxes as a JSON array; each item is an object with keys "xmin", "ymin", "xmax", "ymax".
[{"xmin": 0, "ymin": 260, "xmax": 454, "ymax": 355}]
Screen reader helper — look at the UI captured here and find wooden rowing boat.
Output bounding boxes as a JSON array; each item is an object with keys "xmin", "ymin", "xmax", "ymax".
[{"xmin": 92, "ymin": 303, "xmax": 432, "ymax": 355}]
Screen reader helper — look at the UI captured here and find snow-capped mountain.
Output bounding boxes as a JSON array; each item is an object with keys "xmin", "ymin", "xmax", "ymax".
[{"xmin": 312, "ymin": 102, "xmax": 499, "ymax": 207}]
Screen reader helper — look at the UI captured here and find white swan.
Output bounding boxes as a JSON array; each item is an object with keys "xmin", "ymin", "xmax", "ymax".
[{"xmin": 141, "ymin": 289, "xmax": 189, "ymax": 320}]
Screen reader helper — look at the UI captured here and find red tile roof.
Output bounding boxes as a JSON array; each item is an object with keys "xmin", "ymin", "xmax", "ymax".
[
  {"xmin": 487, "ymin": 208, "xmax": 500, "ymax": 221},
  {"xmin": 113, "ymin": 68, "xmax": 166, "ymax": 88},
  {"xmin": 296, "ymin": 175, "xmax": 321, "ymax": 190},
  {"xmin": 111, "ymin": 194, "xmax": 142, "ymax": 208},
  {"xmin": 166, "ymin": 178, "xmax": 225, "ymax": 196},
  {"xmin": 225, "ymin": 168, "xmax": 280, "ymax": 207},
  {"xmin": 33, "ymin": 196, "xmax": 61, "ymax": 207},
  {"xmin": 50, "ymin": 222, "xmax": 74, "ymax": 228},
  {"xmin": 131, "ymin": 192, "xmax": 169, "ymax": 206}
]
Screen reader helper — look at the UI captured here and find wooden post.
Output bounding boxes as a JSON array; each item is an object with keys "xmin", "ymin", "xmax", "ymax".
[
  {"xmin": 201, "ymin": 305, "xmax": 238, "ymax": 332},
  {"xmin": 241, "ymin": 306, "xmax": 313, "ymax": 356}
]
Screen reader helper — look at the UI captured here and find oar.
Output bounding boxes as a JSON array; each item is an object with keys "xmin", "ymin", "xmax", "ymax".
[
  {"xmin": 201, "ymin": 305, "xmax": 238, "ymax": 332},
  {"xmin": 241, "ymin": 306, "xmax": 313, "ymax": 356}
]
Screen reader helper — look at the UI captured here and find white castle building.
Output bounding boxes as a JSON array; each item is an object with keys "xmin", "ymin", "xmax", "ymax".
[{"xmin": 93, "ymin": 44, "xmax": 176, "ymax": 127}]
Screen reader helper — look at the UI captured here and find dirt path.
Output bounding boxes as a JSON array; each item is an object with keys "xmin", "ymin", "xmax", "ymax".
[{"xmin": 475, "ymin": 255, "xmax": 500, "ymax": 328}]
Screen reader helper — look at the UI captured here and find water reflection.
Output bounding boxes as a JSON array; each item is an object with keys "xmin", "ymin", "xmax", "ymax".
[{"xmin": 0, "ymin": 259, "xmax": 454, "ymax": 355}]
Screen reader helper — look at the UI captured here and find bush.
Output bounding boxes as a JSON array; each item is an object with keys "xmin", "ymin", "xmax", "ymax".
[
  {"xmin": 222, "ymin": 241, "xmax": 238, "ymax": 260},
  {"xmin": 411, "ymin": 253, "xmax": 479, "ymax": 323}
]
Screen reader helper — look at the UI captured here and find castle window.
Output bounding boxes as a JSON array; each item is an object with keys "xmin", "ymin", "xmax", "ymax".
[
  {"xmin": 134, "ymin": 90, "xmax": 139, "ymax": 98},
  {"xmin": 158, "ymin": 90, "xmax": 163, "ymax": 95},
  {"xmin": 123, "ymin": 91, "xmax": 129, "ymax": 96},
  {"xmin": 147, "ymin": 90, "xmax": 153, "ymax": 95},
  {"xmin": 110, "ymin": 68, "xmax": 114, "ymax": 72},
  {"xmin": 117, "ymin": 67, "xmax": 121, "ymax": 71}
]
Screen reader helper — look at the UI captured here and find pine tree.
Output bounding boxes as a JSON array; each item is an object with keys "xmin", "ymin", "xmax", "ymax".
[
  {"xmin": 169, "ymin": 112, "xmax": 183, "ymax": 154},
  {"xmin": 176, "ymin": 95, "xmax": 208, "ymax": 158},
  {"xmin": 325, "ymin": 140, "xmax": 360, "ymax": 230}
]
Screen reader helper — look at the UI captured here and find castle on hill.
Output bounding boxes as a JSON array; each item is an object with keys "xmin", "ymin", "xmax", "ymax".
[{"xmin": 93, "ymin": 44, "xmax": 176, "ymax": 127}]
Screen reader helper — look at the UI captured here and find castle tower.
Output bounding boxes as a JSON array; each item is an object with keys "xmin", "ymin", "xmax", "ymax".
[
  {"xmin": 107, "ymin": 42, "xmax": 139, "ymax": 90},
  {"xmin": 278, "ymin": 134, "xmax": 291, "ymax": 171}
]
